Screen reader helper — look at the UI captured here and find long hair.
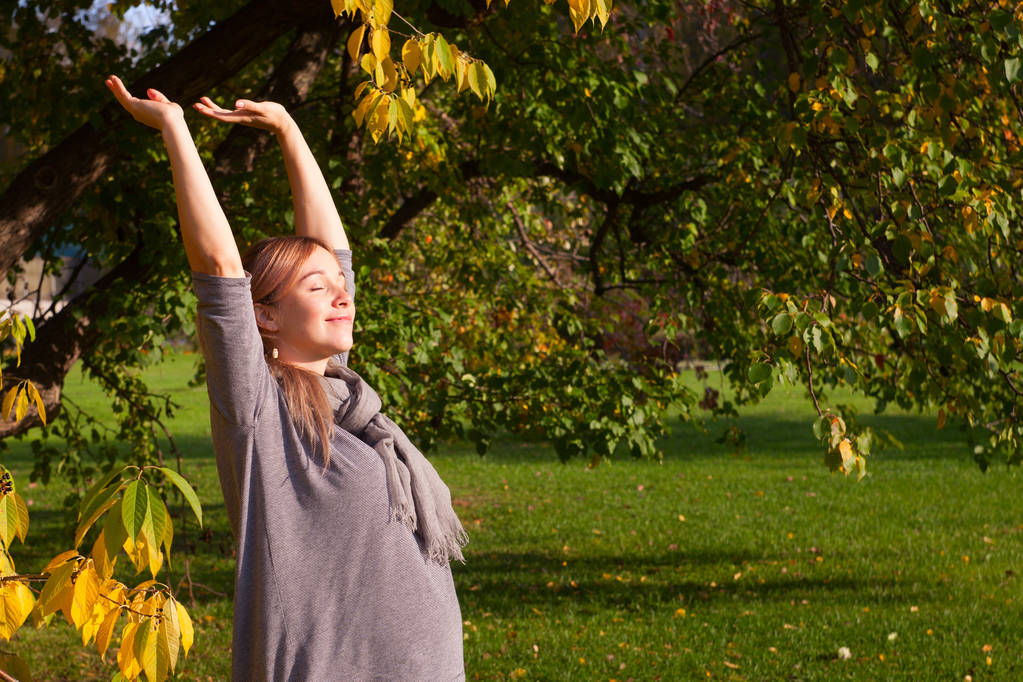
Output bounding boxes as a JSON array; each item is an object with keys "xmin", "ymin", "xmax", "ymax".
[{"xmin": 243, "ymin": 235, "xmax": 337, "ymax": 467}]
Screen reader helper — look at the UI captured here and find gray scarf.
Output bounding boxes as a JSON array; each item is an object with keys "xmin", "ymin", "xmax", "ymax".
[{"xmin": 320, "ymin": 365, "xmax": 468, "ymax": 565}]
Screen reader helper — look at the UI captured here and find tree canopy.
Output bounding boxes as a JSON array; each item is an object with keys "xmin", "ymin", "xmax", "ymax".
[{"xmin": 3, "ymin": 0, "xmax": 1023, "ymax": 482}]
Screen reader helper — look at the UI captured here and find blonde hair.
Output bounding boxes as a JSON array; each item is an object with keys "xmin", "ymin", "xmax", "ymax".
[{"xmin": 244, "ymin": 235, "xmax": 338, "ymax": 466}]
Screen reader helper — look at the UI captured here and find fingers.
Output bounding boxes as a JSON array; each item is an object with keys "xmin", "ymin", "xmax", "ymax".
[
  {"xmin": 146, "ymin": 88, "xmax": 172, "ymax": 104},
  {"xmin": 195, "ymin": 96, "xmax": 231, "ymax": 114},
  {"xmin": 105, "ymin": 75, "xmax": 133, "ymax": 106}
]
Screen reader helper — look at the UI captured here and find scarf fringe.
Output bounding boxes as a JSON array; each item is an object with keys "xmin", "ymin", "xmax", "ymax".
[{"xmin": 328, "ymin": 366, "xmax": 468, "ymax": 566}]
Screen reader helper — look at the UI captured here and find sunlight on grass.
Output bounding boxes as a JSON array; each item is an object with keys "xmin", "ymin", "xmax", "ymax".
[{"xmin": 3, "ymin": 355, "xmax": 1021, "ymax": 680}]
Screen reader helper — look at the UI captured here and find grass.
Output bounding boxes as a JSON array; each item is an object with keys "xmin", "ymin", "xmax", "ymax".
[{"xmin": 3, "ymin": 353, "xmax": 1022, "ymax": 680}]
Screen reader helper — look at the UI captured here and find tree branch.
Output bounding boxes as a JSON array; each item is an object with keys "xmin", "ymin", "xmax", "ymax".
[{"xmin": 0, "ymin": 0, "xmax": 329, "ymax": 281}]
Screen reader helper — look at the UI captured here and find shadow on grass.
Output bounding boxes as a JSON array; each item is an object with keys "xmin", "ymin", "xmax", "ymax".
[
  {"xmin": 443, "ymin": 413, "xmax": 976, "ymax": 466},
  {"xmin": 457, "ymin": 550, "xmax": 907, "ymax": 618}
]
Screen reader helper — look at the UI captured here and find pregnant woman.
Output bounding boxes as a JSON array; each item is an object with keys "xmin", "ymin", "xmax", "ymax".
[{"xmin": 105, "ymin": 75, "xmax": 466, "ymax": 681}]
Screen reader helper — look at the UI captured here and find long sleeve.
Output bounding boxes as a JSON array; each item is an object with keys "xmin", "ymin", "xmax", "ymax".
[{"xmin": 193, "ymin": 272, "xmax": 274, "ymax": 425}]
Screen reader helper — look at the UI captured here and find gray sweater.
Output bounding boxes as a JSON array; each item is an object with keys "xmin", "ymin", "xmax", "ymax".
[{"xmin": 193, "ymin": 250, "xmax": 464, "ymax": 681}]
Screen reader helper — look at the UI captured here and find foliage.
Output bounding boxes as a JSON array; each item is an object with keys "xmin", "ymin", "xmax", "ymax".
[
  {"xmin": 5, "ymin": 3, "xmax": 1023, "ymax": 675},
  {"xmin": 331, "ymin": 0, "xmax": 611, "ymax": 141},
  {"xmin": 0, "ymin": 462, "xmax": 200, "ymax": 681},
  {"xmin": 0, "ymin": 312, "xmax": 44, "ymax": 427}
]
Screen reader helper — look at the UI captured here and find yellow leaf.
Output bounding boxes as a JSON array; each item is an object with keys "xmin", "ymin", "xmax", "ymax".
[
  {"xmin": 353, "ymin": 0, "xmax": 371, "ymax": 18},
  {"xmin": 1, "ymin": 386, "xmax": 17, "ymax": 421},
  {"xmin": 13, "ymin": 493, "xmax": 27, "ymax": 545},
  {"xmin": 71, "ymin": 562, "xmax": 101, "ymax": 629},
  {"xmin": 360, "ymin": 53, "xmax": 377, "ymax": 77},
  {"xmin": 369, "ymin": 97, "xmax": 390, "ymax": 142},
  {"xmin": 456, "ymin": 58, "xmax": 469, "ymax": 93},
  {"xmin": 81, "ymin": 594, "xmax": 111, "ymax": 647},
  {"xmin": 0, "ymin": 496, "xmax": 17, "ymax": 548},
  {"xmin": 371, "ymin": 27, "xmax": 391, "ymax": 63},
  {"xmin": 567, "ymin": 0, "xmax": 592, "ymax": 32},
  {"xmin": 118, "ymin": 621, "xmax": 143, "ymax": 680},
  {"xmin": 380, "ymin": 56, "xmax": 398, "ymax": 92},
  {"xmin": 174, "ymin": 598, "xmax": 194, "ymax": 656},
  {"xmin": 594, "ymin": 0, "xmax": 611, "ymax": 29},
  {"xmin": 347, "ymin": 25, "xmax": 366, "ymax": 62},
  {"xmin": 38, "ymin": 560, "xmax": 76, "ymax": 617},
  {"xmin": 43, "ymin": 549, "xmax": 79, "ymax": 574},
  {"xmin": 353, "ymin": 91, "xmax": 379, "ymax": 127},
  {"xmin": 96, "ymin": 605, "xmax": 121, "ymax": 659},
  {"xmin": 25, "ymin": 381, "xmax": 45, "ymax": 426},
  {"xmin": 158, "ymin": 595, "xmax": 181, "ymax": 673},
  {"xmin": 137, "ymin": 597, "xmax": 170, "ymax": 682},
  {"xmin": 838, "ymin": 438, "xmax": 855, "ymax": 467},
  {"xmin": 0, "ymin": 581, "xmax": 34, "ymax": 640},
  {"xmin": 937, "ymin": 407, "xmax": 946, "ymax": 430},
  {"xmin": 402, "ymin": 39, "xmax": 422, "ymax": 75},
  {"xmin": 981, "ymin": 297, "xmax": 996, "ymax": 312},
  {"xmin": 123, "ymin": 533, "xmax": 159, "ymax": 575},
  {"xmin": 14, "ymin": 391, "xmax": 27, "ymax": 423},
  {"xmin": 373, "ymin": 0, "xmax": 393, "ymax": 25},
  {"xmin": 788, "ymin": 72, "xmax": 802, "ymax": 92}
]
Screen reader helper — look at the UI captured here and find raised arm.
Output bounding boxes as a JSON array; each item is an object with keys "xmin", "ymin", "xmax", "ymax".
[
  {"xmin": 105, "ymin": 76, "xmax": 243, "ymax": 277},
  {"xmin": 193, "ymin": 98, "xmax": 349, "ymax": 251}
]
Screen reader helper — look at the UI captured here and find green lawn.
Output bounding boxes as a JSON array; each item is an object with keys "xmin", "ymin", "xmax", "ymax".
[{"xmin": 3, "ymin": 354, "xmax": 1022, "ymax": 680}]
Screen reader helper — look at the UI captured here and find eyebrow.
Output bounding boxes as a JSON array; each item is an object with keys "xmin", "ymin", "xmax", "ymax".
[{"xmin": 298, "ymin": 269, "xmax": 345, "ymax": 283}]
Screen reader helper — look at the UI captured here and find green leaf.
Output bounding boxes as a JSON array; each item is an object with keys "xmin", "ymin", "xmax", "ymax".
[
  {"xmin": 865, "ymin": 52, "xmax": 879, "ymax": 71},
  {"xmin": 468, "ymin": 62, "xmax": 484, "ymax": 100},
  {"xmin": 74, "ymin": 483, "xmax": 121, "ymax": 548},
  {"xmin": 864, "ymin": 253, "xmax": 883, "ymax": 278},
  {"xmin": 1006, "ymin": 57, "xmax": 1021, "ymax": 82},
  {"xmin": 891, "ymin": 167, "xmax": 907, "ymax": 187},
  {"xmin": 771, "ymin": 313, "xmax": 792, "ymax": 336},
  {"xmin": 121, "ymin": 480, "xmax": 148, "ymax": 542},
  {"xmin": 748, "ymin": 363, "xmax": 772, "ymax": 384},
  {"xmin": 434, "ymin": 34, "xmax": 454, "ymax": 78},
  {"xmin": 103, "ymin": 499, "xmax": 127, "ymax": 561},
  {"xmin": 158, "ymin": 467, "xmax": 203, "ymax": 528},
  {"xmin": 78, "ymin": 466, "xmax": 127, "ymax": 520}
]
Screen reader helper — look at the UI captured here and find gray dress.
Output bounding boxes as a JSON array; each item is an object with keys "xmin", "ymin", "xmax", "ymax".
[{"xmin": 192, "ymin": 249, "xmax": 464, "ymax": 681}]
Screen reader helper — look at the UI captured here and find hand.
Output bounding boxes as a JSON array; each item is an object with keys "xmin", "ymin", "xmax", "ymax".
[
  {"xmin": 193, "ymin": 97, "xmax": 293, "ymax": 135},
  {"xmin": 105, "ymin": 75, "xmax": 184, "ymax": 131}
]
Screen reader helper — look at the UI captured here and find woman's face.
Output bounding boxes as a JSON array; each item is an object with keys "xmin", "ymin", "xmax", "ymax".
[{"xmin": 257, "ymin": 246, "xmax": 354, "ymax": 373}]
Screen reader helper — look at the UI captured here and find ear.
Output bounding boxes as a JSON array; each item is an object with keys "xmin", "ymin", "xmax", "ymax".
[{"xmin": 254, "ymin": 303, "xmax": 280, "ymax": 334}]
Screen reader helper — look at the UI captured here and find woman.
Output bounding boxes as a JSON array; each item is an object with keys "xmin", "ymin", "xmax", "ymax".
[{"xmin": 105, "ymin": 75, "xmax": 467, "ymax": 681}]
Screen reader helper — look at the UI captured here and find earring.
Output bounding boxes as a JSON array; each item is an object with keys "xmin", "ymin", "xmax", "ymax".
[{"xmin": 272, "ymin": 347, "xmax": 279, "ymax": 359}]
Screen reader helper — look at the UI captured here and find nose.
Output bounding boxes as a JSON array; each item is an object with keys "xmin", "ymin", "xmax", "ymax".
[{"xmin": 332, "ymin": 283, "xmax": 352, "ymax": 307}]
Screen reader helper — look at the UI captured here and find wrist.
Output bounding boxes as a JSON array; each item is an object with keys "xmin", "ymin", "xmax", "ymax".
[
  {"xmin": 273, "ymin": 114, "xmax": 299, "ymax": 140},
  {"xmin": 160, "ymin": 115, "xmax": 190, "ymax": 141}
]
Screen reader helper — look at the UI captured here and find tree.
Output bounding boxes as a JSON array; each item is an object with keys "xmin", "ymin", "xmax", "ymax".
[
  {"xmin": 3, "ymin": 0, "xmax": 1023, "ymax": 473},
  {"xmin": 4, "ymin": 0, "xmax": 1023, "ymax": 677}
]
